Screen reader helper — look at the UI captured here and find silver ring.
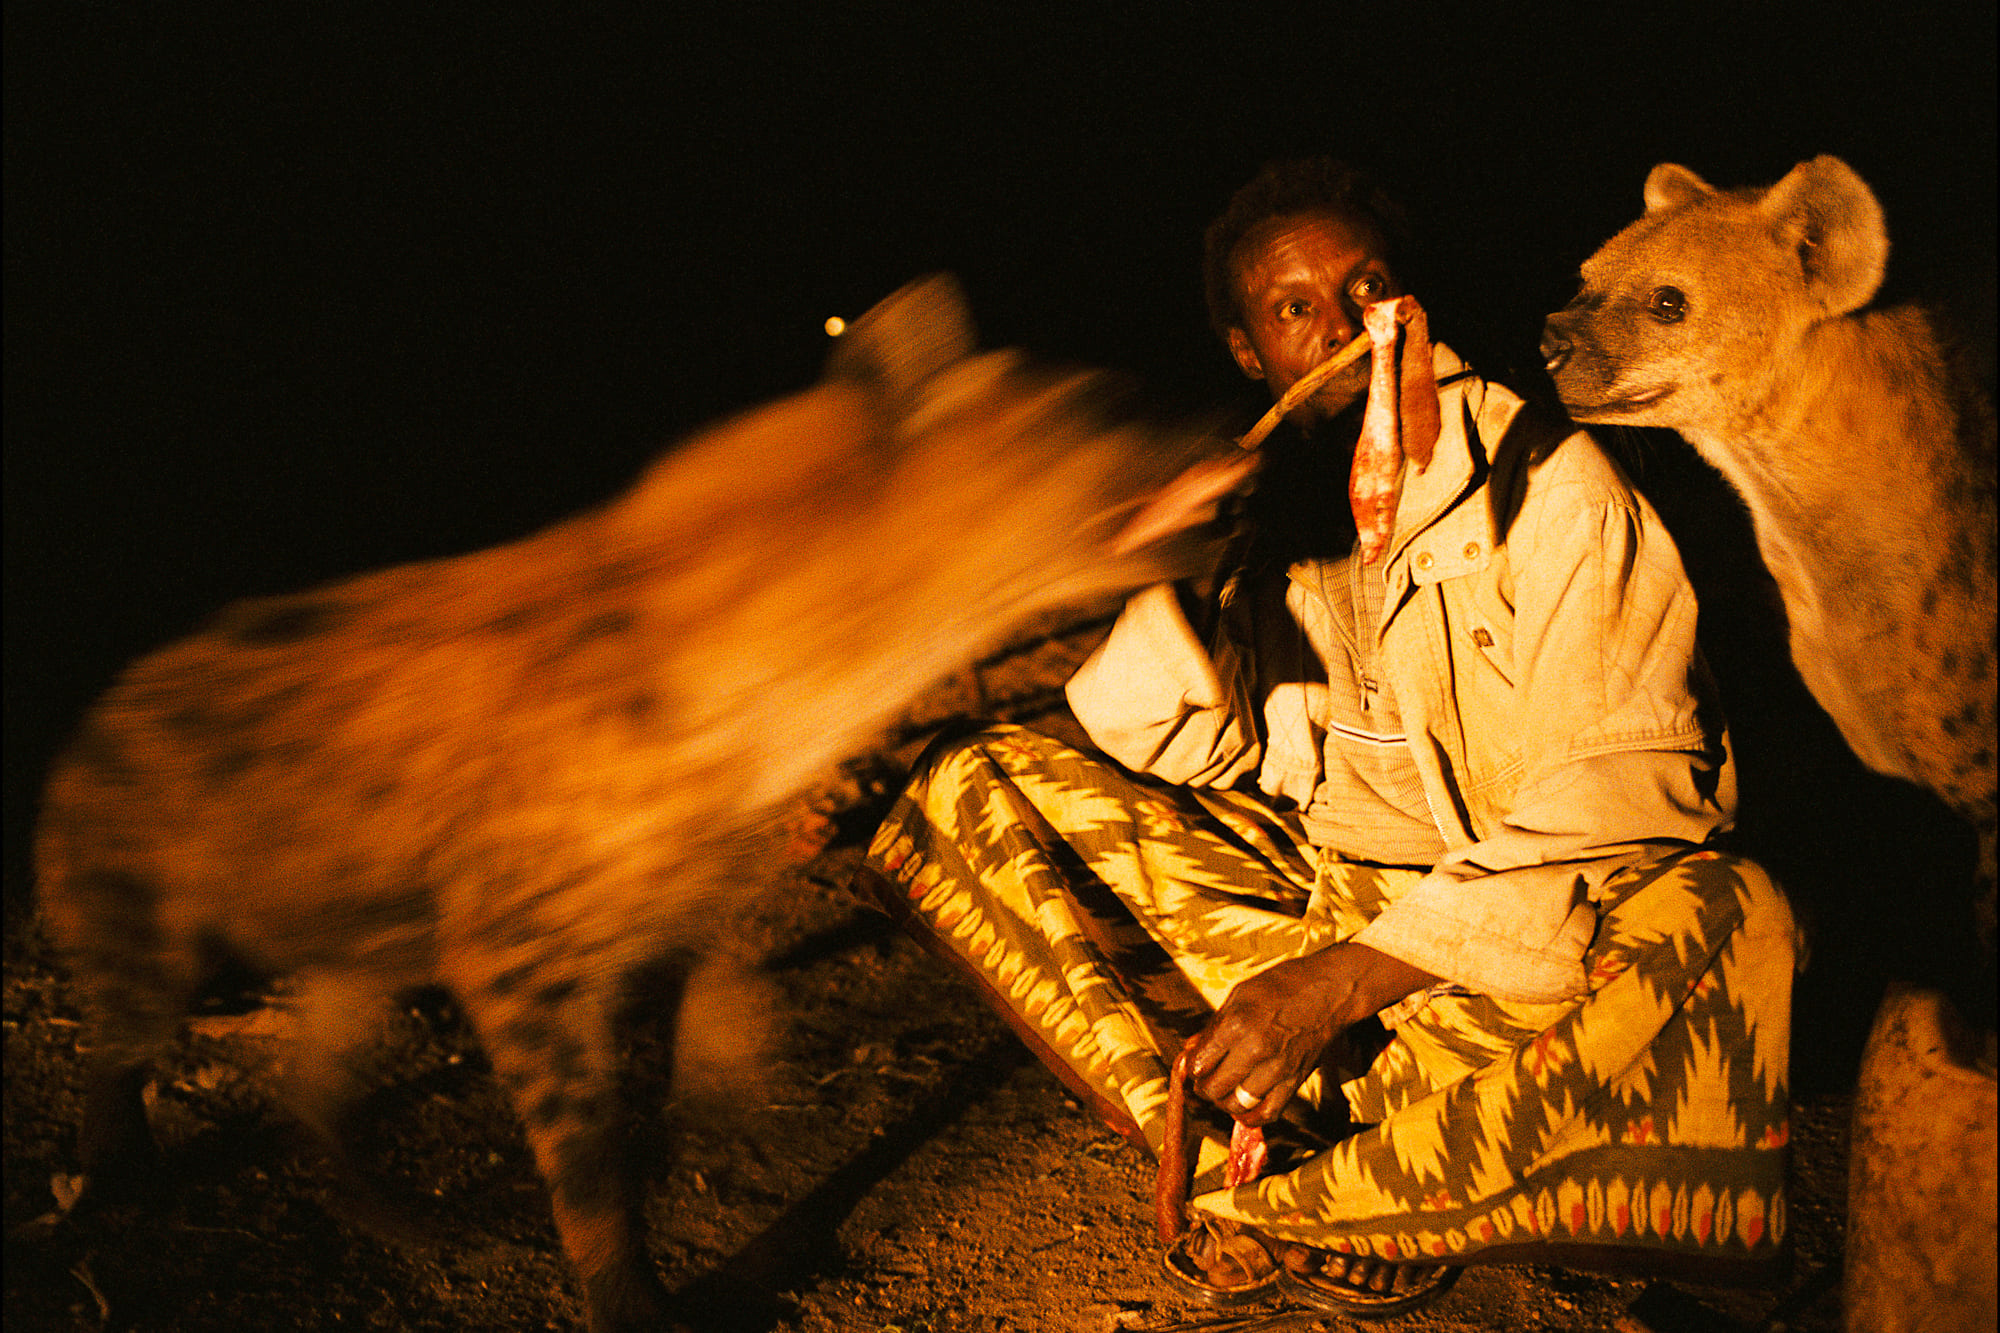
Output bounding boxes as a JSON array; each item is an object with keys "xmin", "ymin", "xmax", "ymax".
[{"xmin": 1230, "ymin": 1087, "xmax": 1259, "ymax": 1111}]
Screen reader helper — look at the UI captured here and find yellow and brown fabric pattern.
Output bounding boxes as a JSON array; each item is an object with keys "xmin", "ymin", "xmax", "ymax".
[{"xmin": 861, "ymin": 724, "xmax": 1793, "ymax": 1268}]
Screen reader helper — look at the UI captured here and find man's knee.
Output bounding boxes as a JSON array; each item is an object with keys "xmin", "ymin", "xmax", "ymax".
[
  {"xmin": 1689, "ymin": 850, "xmax": 1802, "ymax": 970},
  {"xmin": 909, "ymin": 721, "xmax": 1065, "ymax": 787},
  {"xmin": 1613, "ymin": 850, "xmax": 1799, "ymax": 966}
]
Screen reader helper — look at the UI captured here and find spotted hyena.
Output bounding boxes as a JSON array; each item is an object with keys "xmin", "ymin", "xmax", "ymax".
[
  {"xmin": 36, "ymin": 274, "xmax": 1253, "ymax": 1333},
  {"xmin": 1540, "ymin": 155, "xmax": 1998, "ymax": 929}
]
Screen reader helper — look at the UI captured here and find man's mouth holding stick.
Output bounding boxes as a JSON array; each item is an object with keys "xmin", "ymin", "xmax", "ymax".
[{"xmin": 1233, "ymin": 295, "xmax": 1440, "ymax": 565}]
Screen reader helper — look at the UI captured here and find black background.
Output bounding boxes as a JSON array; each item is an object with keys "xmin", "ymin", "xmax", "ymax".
[{"xmin": 6, "ymin": 1, "xmax": 1995, "ymax": 985}]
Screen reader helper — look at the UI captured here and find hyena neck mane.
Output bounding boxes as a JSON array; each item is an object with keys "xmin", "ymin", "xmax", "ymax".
[
  {"xmin": 1676, "ymin": 298, "xmax": 1997, "ymax": 792},
  {"xmin": 1680, "ymin": 304, "xmax": 1991, "ymax": 623}
]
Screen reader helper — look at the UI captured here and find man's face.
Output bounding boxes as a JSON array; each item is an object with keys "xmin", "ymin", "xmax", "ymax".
[{"xmin": 1225, "ymin": 211, "xmax": 1399, "ymax": 428}]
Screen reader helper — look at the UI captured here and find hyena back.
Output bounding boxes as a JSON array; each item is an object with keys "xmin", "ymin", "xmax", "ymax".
[{"xmin": 36, "ymin": 275, "xmax": 1251, "ymax": 1333}]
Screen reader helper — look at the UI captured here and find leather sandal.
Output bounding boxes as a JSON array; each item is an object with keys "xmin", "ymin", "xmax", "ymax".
[
  {"xmin": 1280, "ymin": 1247, "xmax": 1459, "ymax": 1319},
  {"xmin": 1160, "ymin": 1216, "xmax": 1286, "ymax": 1305}
]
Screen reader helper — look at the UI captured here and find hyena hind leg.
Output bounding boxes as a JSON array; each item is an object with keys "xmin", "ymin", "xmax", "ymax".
[
  {"xmin": 75, "ymin": 1048, "xmax": 167, "ymax": 1202},
  {"xmin": 265, "ymin": 969, "xmax": 402, "ymax": 1146},
  {"xmin": 61, "ymin": 918, "xmax": 204, "ymax": 1197},
  {"xmin": 454, "ymin": 973, "xmax": 674, "ymax": 1333}
]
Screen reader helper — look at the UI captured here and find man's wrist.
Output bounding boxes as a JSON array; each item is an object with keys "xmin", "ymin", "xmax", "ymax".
[{"xmin": 1324, "ymin": 941, "xmax": 1440, "ymax": 1026}]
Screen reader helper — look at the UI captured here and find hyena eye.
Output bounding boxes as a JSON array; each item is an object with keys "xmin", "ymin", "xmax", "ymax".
[{"xmin": 1646, "ymin": 286, "xmax": 1688, "ymax": 323}]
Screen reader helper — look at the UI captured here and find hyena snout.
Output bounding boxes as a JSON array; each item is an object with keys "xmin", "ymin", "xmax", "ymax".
[
  {"xmin": 1539, "ymin": 287, "xmax": 1607, "ymax": 377},
  {"xmin": 1538, "ymin": 319, "xmax": 1576, "ymax": 376}
]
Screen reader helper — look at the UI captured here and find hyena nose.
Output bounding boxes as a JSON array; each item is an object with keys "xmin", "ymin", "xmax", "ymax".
[{"xmin": 1539, "ymin": 325, "xmax": 1572, "ymax": 374}]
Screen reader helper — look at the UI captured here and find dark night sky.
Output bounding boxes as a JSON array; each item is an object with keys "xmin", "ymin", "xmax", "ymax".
[{"xmin": 4, "ymin": 3, "xmax": 1995, "ymax": 896}]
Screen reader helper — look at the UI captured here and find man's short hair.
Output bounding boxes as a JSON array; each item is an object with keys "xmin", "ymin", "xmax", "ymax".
[{"xmin": 1201, "ymin": 157, "xmax": 1410, "ymax": 344}]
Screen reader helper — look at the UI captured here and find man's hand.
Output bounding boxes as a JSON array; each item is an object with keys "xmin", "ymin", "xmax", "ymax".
[{"xmin": 1188, "ymin": 942, "xmax": 1439, "ymax": 1126}]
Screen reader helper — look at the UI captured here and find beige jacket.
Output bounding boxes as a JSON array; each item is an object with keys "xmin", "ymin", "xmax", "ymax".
[{"xmin": 1066, "ymin": 344, "xmax": 1734, "ymax": 1003}]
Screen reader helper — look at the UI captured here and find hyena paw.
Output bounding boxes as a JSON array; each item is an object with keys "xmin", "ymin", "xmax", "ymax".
[{"xmin": 581, "ymin": 1261, "xmax": 677, "ymax": 1333}]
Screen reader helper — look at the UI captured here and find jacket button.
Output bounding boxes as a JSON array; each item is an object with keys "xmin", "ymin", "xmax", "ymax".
[
  {"xmin": 1416, "ymin": 551, "xmax": 1435, "ymax": 571},
  {"xmin": 1464, "ymin": 541, "xmax": 1482, "ymax": 560},
  {"xmin": 1472, "ymin": 627, "xmax": 1495, "ymax": 648}
]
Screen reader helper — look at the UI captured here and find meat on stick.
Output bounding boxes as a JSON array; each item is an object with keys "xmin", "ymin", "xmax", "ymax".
[
  {"xmin": 1350, "ymin": 295, "xmax": 1439, "ymax": 564},
  {"xmin": 1234, "ymin": 295, "xmax": 1441, "ymax": 565},
  {"xmin": 1154, "ymin": 1040, "xmax": 1273, "ymax": 1245}
]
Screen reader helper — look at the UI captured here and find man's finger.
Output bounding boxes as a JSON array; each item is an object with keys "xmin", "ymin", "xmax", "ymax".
[
  {"xmin": 1187, "ymin": 1013, "xmax": 1251, "ymax": 1082},
  {"xmin": 1245, "ymin": 1078, "xmax": 1296, "ymax": 1126},
  {"xmin": 1191, "ymin": 1040, "xmax": 1263, "ymax": 1109}
]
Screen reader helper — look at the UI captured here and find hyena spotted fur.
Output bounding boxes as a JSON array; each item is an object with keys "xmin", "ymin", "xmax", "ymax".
[
  {"xmin": 1541, "ymin": 156, "xmax": 1998, "ymax": 936},
  {"xmin": 36, "ymin": 275, "xmax": 1253, "ymax": 1333}
]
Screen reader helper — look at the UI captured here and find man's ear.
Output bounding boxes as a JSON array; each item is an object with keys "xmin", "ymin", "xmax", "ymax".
[{"xmin": 1226, "ymin": 327, "xmax": 1266, "ymax": 381}]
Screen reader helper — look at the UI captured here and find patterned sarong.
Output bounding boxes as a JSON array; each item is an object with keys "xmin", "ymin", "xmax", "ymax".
[{"xmin": 861, "ymin": 724, "xmax": 1794, "ymax": 1268}]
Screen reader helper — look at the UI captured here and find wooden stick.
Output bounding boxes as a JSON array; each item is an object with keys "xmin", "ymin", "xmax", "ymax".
[
  {"xmin": 1235, "ymin": 331, "xmax": 1375, "ymax": 451},
  {"xmin": 1155, "ymin": 1038, "xmax": 1200, "ymax": 1245}
]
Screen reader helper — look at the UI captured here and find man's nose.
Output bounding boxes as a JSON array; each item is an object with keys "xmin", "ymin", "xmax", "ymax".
[{"xmin": 1322, "ymin": 308, "xmax": 1360, "ymax": 348}]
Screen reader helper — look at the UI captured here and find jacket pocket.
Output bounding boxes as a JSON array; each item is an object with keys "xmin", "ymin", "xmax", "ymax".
[{"xmin": 1439, "ymin": 576, "xmax": 1522, "ymax": 797}]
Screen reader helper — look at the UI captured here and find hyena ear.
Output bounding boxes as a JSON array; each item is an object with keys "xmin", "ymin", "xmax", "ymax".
[
  {"xmin": 824, "ymin": 273, "xmax": 978, "ymax": 403},
  {"xmin": 1643, "ymin": 163, "xmax": 1712, "ymax": 213},
  {"xmin": 1758, "ymin": 156, "xmax": 1888, "ymax": 318}
]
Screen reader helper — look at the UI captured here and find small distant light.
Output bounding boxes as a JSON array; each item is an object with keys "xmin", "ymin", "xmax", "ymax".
[{"xmin": 823, "ymin": 316, "xmax": 846, "ymax": 337}]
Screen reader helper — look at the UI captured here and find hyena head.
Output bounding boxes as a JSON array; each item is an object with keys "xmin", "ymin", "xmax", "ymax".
[
  {"xmin": 620, "ymin": 275, "xmax": 1255, "ymax": 816},
  {"xmin": 1540, "ymin": 155, "xmax": 1889, "ymax": 435}
]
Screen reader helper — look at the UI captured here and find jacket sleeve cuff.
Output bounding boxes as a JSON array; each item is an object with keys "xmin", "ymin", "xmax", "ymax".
[
  {"xmin": 1350, "ymin": 870, "xmax": 1595, "ymax": 1004},
  {"xmin": 1066, "ymin": 584, "xmax": 1261, "ymax": 784}
]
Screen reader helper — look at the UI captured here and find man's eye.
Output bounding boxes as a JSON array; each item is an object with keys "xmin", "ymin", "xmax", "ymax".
[
  {"xmin": 1351, "ymin": 275, "xmax": 1385, "ymax": 300},
  {"xmin": 1278, "ymin": 300, "xmax": 1309, "ymax": 319}
]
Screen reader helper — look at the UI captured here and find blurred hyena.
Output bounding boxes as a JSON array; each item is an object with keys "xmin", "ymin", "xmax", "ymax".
[{"xmin": 37, "ymin": 274, "xmax": 1253, "ymax": 1333}]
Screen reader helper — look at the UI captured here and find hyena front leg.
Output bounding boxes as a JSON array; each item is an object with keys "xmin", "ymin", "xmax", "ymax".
[
  {"xmin": 454, "ymin": 968, "xmax": 672, "ymax": 1333},
  {"xmin": 265, "ymin": 970, "xmax": 435, "ymax": 1244}
]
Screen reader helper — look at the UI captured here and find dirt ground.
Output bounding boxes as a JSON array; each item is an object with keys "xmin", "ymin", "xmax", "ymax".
[
  {"xmin": 0, "ymin": 890, "xmax": 1857, "ymax": 1333},
  {"xmin": 5, "ymin": 468, "xmax": 1987, "ymax": 1333}
]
